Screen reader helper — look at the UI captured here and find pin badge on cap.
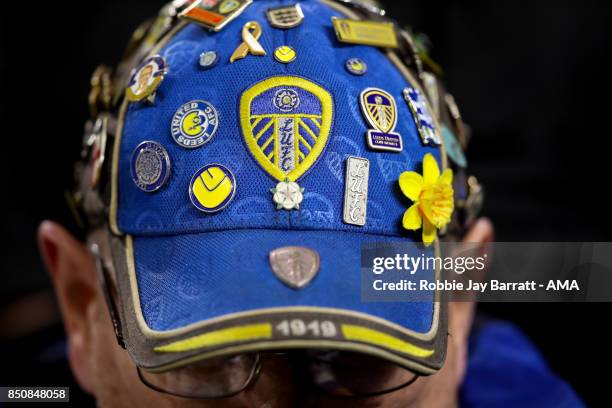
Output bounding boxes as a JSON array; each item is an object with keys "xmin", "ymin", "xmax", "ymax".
[
  {"xmin": 179, "ymin": 0, "xmax": 253, "ymax": 32},
  {"xmin": 171, "ymin": 100, "xmax": 219, "ymax": 149},
  {"xmin": 266, "ymin": 4, "xmax": 304, "ymax": 29},
  {"xmin": 199, "ymin": 51, "xmax": 219, "ymax": 69},
  {"xmin": 230, "ymin": 21, "xmax": 267, "ymax": 63},
  {"xmin": 271, "ymin": 179, "xmax": 304, "ymax": 211},
  {"xmin": 442, "ymin": 125, "xmax": 467, "ymax": 168},
  {"xmin": 126, "ymin": 55, "xmax": 167, "ymax": 103},
  {"xmin": 343, "ymin": 157, "xmax": 370, "ymax": 227},
  {"xmin": 189, "ymin": 164, "xmax": 236, "ymax": 213},
  {"xmin": 360, "ymin": 88, "xmax": 403, "ymax": 152},
  {"xmin": 269, "ymin": 246, "xmax": 320, "ymax": 290},
  {"xmin": 403, "ymin": 86, "xmax": 441, "ymax": 146},
  {"xmin": 346, "ymin": 58, "xmax": 368, "ymax": 76},
  {"xmin": 90, "ymin": 116, "xmax": 108, "ymax": 189},
  {"xmin": 130, "ymin": 141, "xmax": 171, "ymax": 193},
  {"xmin": 274, "ymin": 46, "xmax": 297, "ymax": 64},
  {"xmin": 332, "ymin": 18, "xmax": 398, "ymax": 48}
]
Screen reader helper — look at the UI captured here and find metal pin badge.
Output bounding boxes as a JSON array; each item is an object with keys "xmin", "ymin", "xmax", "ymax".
[
  {"xmin": 230, "ymin": 21, "xmax": 267, "ymax": 63},
  {"xmin": 271, "ymin": 179, "xmax": 304, "ymax": 210},
  {"xmin": 269, "ymin": 246, "xmax": 320, "ymax": 290},
  {"xmin": 171, "ymin": 100, "xmax": 219, "ymax": 149},
  {"xmin": 346, "ymin": 58, "xmax": 368, "ymax": 76},
  {"xmin": 126, "ymin": 55, "xmax": 168, "ymax": 104},
  {"xmin": 343, "ymin": 157, "xmax": 370, "ymax": 227},
  {"xmin": 179, "ymin": 0, "xmax": 253, "ymax": 32},
  {"xmin": 360, "ymin": 88, "xmax": 403, "ymax": 152},
  {"xmin": 130, "ymin": 141, "xmax": 171, "ymax": 193},
  {"xmin": 274, "ymin": 46, "xmax": 297, "ymax": 64},
  {"xmin": 266, "ymin": 4, "xmax": 304, "ymax": 29},
  {"xmin": 199, "ymin": 51, "xmax": 219, "ymax": 69},
  {"xmin": 189, "ymin": 164, "xmax": 237, "ymax": 213},
  {"xmin": 403, "ymin": 86, "xmax": 442, "ymax": 146}
]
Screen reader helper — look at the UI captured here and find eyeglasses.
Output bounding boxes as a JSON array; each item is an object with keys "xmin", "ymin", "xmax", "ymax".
[
  {"xmin": 137, "ymin": 350, "xmax": 419, "ymax": 400},
  {"xmin": 91, "ymin": 244, "xmax": 420, "ymax": 401}
]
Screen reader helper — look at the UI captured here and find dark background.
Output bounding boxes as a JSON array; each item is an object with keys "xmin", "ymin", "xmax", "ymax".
[{"xmin": 1, "ymin": 0, "xmax": 610, "ymax": 406}]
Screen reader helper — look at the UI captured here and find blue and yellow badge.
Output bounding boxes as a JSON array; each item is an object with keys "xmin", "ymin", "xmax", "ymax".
[
  {"xmin": 240, "ymin": 76, "xmax": 333, "ymax": 182},
  {"xmin": 403, "ymin": 86, "xmax": 442, "ymax": 146},
  {"xmin": 171, "ymin": 100, "xmax": 219, "ymax": 149},
  {"xmin": 189, "ymin": 164, "xmax": 236, "ymax": 213},
  {"xmin": 360, "ymin": 88, "xmax": 403, "ymax": 152}
]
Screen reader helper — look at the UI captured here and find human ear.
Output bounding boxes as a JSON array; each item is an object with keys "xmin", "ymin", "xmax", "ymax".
[
  {"xmin": 37, "ymin": 221, "xmax": 97, "ymax": 393},
  {"xmin": 448, "ymin": 218, "xmax": 495, "ymax": 380}
]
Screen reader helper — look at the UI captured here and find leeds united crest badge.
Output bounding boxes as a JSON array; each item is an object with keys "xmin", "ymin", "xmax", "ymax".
[{"xmin": 240, "ymin": 76, "xmax": 333, "ymax": 182}]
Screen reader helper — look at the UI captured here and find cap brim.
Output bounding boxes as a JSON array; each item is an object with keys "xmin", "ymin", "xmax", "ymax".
[{"xmin": 109, "ymin": 229, "xmax": 447, "ymax": 374}]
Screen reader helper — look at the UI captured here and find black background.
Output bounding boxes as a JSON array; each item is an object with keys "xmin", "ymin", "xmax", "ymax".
[{"xmin": 1, "ymin": 0, "xmax": 610, "ymax": 406}]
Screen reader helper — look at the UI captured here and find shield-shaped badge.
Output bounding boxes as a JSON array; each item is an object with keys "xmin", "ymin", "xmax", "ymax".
[
  {"xmin": 269, "ymin": 246, "xmax": 321, "ymax": 289},
  {"xmin": 360, "ymin": 88, "xmax": 403, "ymax": 152},
  {"xmin": 240, "ymin": 76, "xmax": 333, "ymax": 182},
  {"xmin": 266, "ymin": 4, "xmax": 304, "ymax": 29}
]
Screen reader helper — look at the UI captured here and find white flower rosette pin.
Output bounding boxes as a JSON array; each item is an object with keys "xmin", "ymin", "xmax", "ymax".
[{"xmin": 271, "ymin": 179, "xmax": 305, "ymax": 210}]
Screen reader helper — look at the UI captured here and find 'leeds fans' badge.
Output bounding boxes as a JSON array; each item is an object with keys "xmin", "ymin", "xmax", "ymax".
[
  {"xmin": 266, "ymin": 4, "xmax": 304, "ymax": 29},
  {"xmin": 130, "ymin": 141, "xmax": 171, "ymax": 193},
  {"xmin": 403, "ymin": 86, "xmax": 442, "ymax": 146},
  {"xmin": 126, "ymin": 55, "xmax": 167, "ymax": 103},
  {"xmin": 360, "ymin": 88, "xmax": 403, "ymax": 152},
  {"xmin": 171, "ymin": 100, "xmax": 219, "ymax": 149},
  {"xmin": 179, "ymin": 0, "xmax": 253, "ymax": 32},
  {"xmin": 189, "ymin": 164, "xmax": 236, "ymax": 213},
  {"xmin": 269, "ymin": 246, "xmax": 320, "ymax": 290},
  {"xmin": 240, "ymin": 76, "xmax": 333, "ymax": 182}
]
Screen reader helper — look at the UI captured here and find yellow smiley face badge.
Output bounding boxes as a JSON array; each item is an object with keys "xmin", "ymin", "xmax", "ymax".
[{"xmin": 189, "ymin": 164, "xmax": 237, "ymax": 213}]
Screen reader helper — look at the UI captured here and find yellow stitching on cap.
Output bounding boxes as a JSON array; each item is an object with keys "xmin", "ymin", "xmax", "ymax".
[
  {"xmin": 341, "ymin": 325, "xmax": 434, "ymax": 358},
  {"xmin": 240, "ymin": 76, "xmax": 333, "ymax": 182},
  {"xmin": 154, "ymin": 324, "xmax": 273, "ymax": 353}
]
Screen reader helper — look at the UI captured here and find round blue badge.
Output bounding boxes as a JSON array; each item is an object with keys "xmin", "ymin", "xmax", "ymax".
[
  {"xmin": 171, "ymin": 100, "xmax": 219, "ymax": 149},
  {"xmin": 442, "ymin": 125, "xmax": 467, "ymax": 168},
  {"xmin": 189, "ymin": 164, "xmax": 236, "ymax": 213},
  {"xmin": 131, "ymin": 141, "xmax": 171, "ymax": 192}
]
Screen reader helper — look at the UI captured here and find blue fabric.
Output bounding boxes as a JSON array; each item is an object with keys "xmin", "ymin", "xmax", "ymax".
[
  {"xmin": 460, "ymin": 322, "xmax": 586, "ymax": 408},
  {"xmin": 119, "ymin": 0, "xmax": 443, "ymax": 335},
  {"xmin": 134, "ymin": 230, "xmax": 434, "ymax": 332},
  {"xmin": 117, "ymin": 0, "xmax": 441, "ymax": 236}
]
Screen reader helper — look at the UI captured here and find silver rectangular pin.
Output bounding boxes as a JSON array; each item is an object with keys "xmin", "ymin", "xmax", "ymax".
[{"xmin": 343, "ymin": 156, "xmax": 370, "ymax": 227}]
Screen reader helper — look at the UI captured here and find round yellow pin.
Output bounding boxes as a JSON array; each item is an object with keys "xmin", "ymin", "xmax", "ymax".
[{"xmin": 274, "ymin": 46, "xmax": 297, "ymax": 64}]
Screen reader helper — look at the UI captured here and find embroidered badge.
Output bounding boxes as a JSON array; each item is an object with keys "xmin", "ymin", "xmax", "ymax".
[
  {"xmin": 360, "ymin": 88, "xmax": 403, "ymax": 152},
  {"xmin": 403, "ymin": 86, "xmax": 442, "ymax": 146},
  {"xmin": 171, "ymin": 100, "xmax": 219, "ymax": 149},
  {"xmin": 240, "ymin": 76, "xmax": 333, "ymax": 182}
]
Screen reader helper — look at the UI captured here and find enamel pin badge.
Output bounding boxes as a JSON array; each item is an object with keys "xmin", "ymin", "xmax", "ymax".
[
  {"xmin": 126, "ymin": 55, "xmax": 167, "ymax": 103},
  {"xmin": 403, "ymin": 86, "xmax": 442, "ymax": 146},
  {"xmin": 360, "ymin": 88, "xmax": 403, "ymax": 152},
  {"xmin": 266, "ymin": 4, "xmax": 304, "ymax": 29},
  {"xmin": 179, "ymin": 0, "xmax": 253, "ymax": 32}
]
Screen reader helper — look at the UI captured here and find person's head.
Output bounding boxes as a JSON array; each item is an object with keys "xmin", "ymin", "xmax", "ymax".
[
  {"xmin": 38, "ymin": 218, "xmax": 493, "ymax": 408},
  {"xmin": 40, "ymin": 1, "xmax": 492, "ymax": 406}
]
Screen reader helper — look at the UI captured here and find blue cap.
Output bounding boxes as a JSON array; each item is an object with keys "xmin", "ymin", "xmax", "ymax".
[{"xmin": 106, "ymin": 0, "xmax": 451, "ymax": 374}]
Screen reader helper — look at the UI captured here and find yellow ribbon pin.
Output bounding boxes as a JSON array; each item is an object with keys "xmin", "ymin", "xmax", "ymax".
[{"xmin": 230, "ymin": 21, "xmax": 266, "ymax": 63}]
